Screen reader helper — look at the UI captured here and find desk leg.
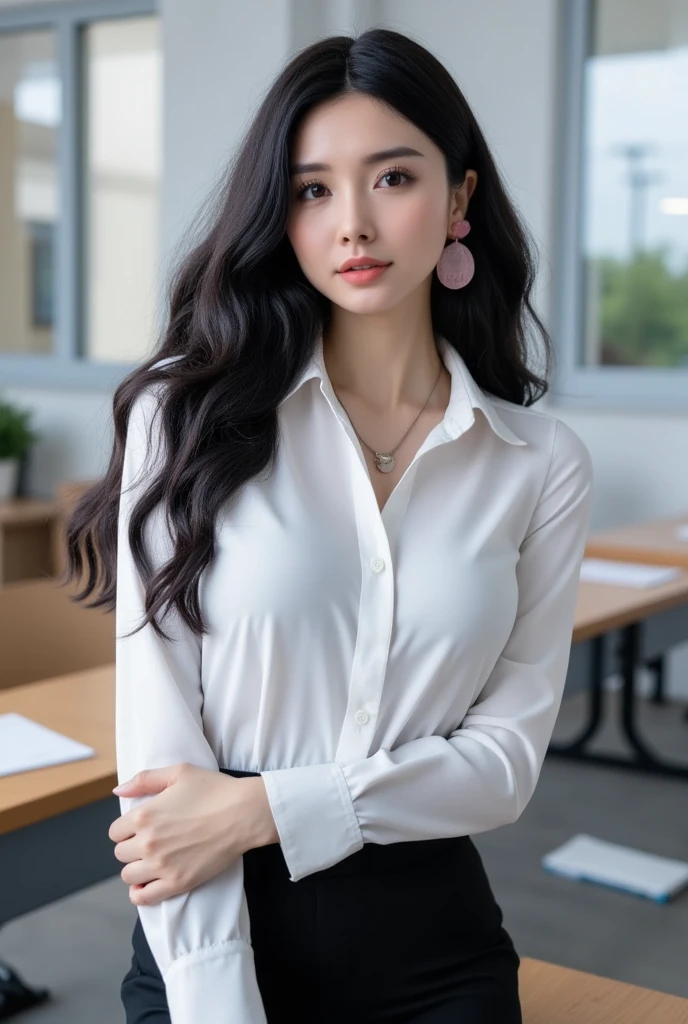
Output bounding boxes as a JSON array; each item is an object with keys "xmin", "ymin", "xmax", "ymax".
[
  {"xmin": 616, "ymin": 624, "xmax": 688, "ymax": 778},
  {"xmin": 647, "ymin": 654, "xmax": 666, "ymax": 705},
  {"xmin": 548, "ymin": 625, "xmax": 688, "ymax": 779}
]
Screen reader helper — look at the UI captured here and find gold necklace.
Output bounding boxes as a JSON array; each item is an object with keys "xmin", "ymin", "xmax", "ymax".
[{"xmin": 333, "ymin": 359, "xmax": 444, "ymax": 473}]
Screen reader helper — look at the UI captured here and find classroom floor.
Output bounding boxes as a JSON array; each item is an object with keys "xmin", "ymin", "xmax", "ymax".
[{"xmin": 3, "ymin": 686, "xmax": 688, "ymax": 1023}]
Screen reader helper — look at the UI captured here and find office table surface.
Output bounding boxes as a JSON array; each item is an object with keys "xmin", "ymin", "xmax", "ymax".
[
  {"xmin": 519, "ymin": 957, "xmax": 688, "ymax": 1023},
  {"xmin": 0, "ymin": 664, "xmax": 115, "ymax": 835},
  {"xmin": 0, "ymin": 498, "xmax": 57, "ymax": 525},
  {"xmin": 585, "ymin": 512, "xmax": 688, "ymax": 570},
  {"xmin": 572, "ymin": 574, "xmax": 688, "ymax": 643}
]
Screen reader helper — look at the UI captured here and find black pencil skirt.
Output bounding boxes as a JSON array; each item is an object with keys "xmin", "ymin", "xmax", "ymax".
[{"xmin": 121, "ymin": 769, "xmax": 522, "ymax": 1023}]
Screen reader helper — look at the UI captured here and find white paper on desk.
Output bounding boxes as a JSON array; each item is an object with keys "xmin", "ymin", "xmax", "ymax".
[
  {"xmin": 543, "ymin": 833, "xmax": 688, "ymax": 903},
  {"xmin": 0, "ymin": 712, "xmax": 95, "ymax": 778},
  {"xmin": 580, "ymin": 558, "xmax": 683, "ymax": 588},
  {"xmin": 674, "ymin": 523, "xmax": 688, "ymax": 541}
]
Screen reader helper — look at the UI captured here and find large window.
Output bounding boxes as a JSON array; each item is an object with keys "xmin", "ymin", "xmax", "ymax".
[
  {"xmin": 553, "ymin": 0, "xmax": 688, "ymax": 408},
  {"xmin": 0, "ymin": 1, "xmax": 160, "ymax": 388},
  {"xmin": 0, "ymin": 28, "xmax": 59, "ymax": 357}
]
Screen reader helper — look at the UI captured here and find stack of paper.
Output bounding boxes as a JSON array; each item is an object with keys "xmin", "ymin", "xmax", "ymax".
[
  {"xmin": 579, "ymin": 558, "xmax": 683, "ymax": 588},
  {"xmin": 0, "ymin": 713, "xmax": 95, "ymax": 778},
  {"xmin": 543, "ymin": 833, "xmax": 688, "ymax": 902}
]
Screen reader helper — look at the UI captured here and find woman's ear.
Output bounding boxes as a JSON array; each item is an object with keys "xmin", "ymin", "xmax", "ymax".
[
  {"xmin": 449, "ymin": 170, "xmax": 478, "ymax": 227},
  {"xmin": 459, "ymin": 170, "xmax": 478, "ymax": 212}
]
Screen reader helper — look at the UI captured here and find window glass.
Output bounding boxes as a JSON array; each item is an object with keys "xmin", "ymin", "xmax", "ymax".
[
  {"xmin": 581, "ymin": 0, "xmax": 688, "ymax": 367},
  {"xmin": 0, "ymin": 30, "xmax": 59, "ymax": 355}
]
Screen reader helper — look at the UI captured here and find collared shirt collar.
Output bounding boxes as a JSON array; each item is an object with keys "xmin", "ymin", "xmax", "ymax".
[
  {"xmin": 278, "ymin": 330, "xmax": 527, "ymax": 447},
  {"xmin": 437, "ymin": 336, "xmax": 527, "ymax": 446}
]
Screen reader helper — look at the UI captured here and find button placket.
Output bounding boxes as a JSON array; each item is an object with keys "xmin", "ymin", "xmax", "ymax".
[
  {"xmin": 325, "ymin": 376, "xmax": 458, "ymax": 766},
  {"xmin": 335, "ymin": 478, "xmax": 395, "ymax": 764}
]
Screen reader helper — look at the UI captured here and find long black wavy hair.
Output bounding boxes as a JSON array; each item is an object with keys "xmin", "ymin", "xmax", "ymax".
[{"xmin": 64, "ymin": 27, "xmax": 552, "ymax": 642}]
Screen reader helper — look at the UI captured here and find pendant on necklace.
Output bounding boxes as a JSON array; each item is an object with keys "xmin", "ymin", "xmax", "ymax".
[{"xmin": 374, "ymin": 453, "xmax": 395, "ymax": 473}]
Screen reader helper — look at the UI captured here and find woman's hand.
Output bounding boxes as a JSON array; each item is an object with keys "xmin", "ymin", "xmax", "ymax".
[{"xmin": 108, "ymin": 763, "xmax": 279, "ymax": 906}]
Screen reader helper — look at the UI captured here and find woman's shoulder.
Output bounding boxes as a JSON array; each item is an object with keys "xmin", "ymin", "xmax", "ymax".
[
  {"xmin": 487, "ymin": 394, "xmax": 593, "ymax": 481},
  {"xmin": 130, "ymin": 355, "xmax": 185, "ymax": 416},
  {"xmin": 125, "ymin": 356, "xmax": 185, "ymax": 454}
]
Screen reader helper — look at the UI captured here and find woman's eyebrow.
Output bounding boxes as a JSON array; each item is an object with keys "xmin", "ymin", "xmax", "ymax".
[{"xmin": 289, "ymin": 146, "xmax": 425, "ymax": 176}]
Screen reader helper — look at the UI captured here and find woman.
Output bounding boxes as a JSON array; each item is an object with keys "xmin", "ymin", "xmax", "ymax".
[{"xmin": 65, "ymin": 26, "xmax": 593, "ymax": 1024}]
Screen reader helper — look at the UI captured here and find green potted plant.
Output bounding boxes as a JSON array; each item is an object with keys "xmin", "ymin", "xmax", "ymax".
[{"xmin": 0, "ymin": 398, "xmax": 37, "ymax": 501}]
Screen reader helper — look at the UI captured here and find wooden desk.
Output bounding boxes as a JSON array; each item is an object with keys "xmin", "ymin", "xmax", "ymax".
[
  {"xmin": 519, "ymin": 957, "xmax": 688, "ymax": 1023},
  {"xmin": 550, "ymin": 574, "xmax": 688, "ymax": 778},
  {"xmin": 586, "ymin": 513, "xmax": 688, "ymax": 570},
  {"xmin": 0, "ymin": 498, "xmax": 57, "ymax": 585},
  {"xmin": 585, "ymin": 515, "xmax": 688, "ymax": 706},
  {"xmin": 573, "ymin": 575, "xmax": 688, "ymax": 644},
  {"xmin": 0, "ymin": 665, "xmax": 118, "ymax": 923}
]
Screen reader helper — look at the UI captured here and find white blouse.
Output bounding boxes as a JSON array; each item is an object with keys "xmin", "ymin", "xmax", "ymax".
[{"xmin": 115, "ymin": 331, "xmax": 593, "ymax": 1024}]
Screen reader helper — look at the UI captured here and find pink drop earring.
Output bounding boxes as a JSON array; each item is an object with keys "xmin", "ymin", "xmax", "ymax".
[{"xmin": 436, "ymin": 219, "xmax": 475, "ymax": 289}]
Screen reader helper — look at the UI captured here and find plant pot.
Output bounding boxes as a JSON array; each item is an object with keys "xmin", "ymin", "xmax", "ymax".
[{"xmin": 0, "ymin": 457, "xmax": 20, "ymax": 501}]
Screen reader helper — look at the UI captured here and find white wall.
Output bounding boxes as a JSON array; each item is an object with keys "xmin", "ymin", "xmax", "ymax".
[{"xmin": 5, "ymin": 0, "xmax": 688, "ymax": 691}]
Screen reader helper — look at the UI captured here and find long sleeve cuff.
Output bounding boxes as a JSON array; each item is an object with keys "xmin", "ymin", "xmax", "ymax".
[
  {"xmin": 260, "ymin": 762, "xmax": 363, "ymax": 881},
  {"xmin": 163, "ymin": 941, "xmax": 267, "ymax": 1024}
]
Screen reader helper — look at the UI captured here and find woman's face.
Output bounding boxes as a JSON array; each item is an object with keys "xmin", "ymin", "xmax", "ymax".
[{"xmin": 285, "ymin": 92, "xmax": 477, "ymax": 315}]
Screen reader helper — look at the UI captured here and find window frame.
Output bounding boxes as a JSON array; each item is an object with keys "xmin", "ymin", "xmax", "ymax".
[
  {"xmin": 0, "ymin": 0, "xmax": 159, "ymax": 390},
  {"xmin": 550, "ymin": 0, "xmax": 688, "ymax": 411}
]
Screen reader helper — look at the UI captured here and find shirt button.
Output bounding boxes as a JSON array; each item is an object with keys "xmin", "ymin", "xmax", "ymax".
[
  {"xmin": 355, "ymin": 709, "xmax": 369, "ymax": 725},
  {"xmin": 371, "ymin": 557, "xmax": 385, "ymax": 573}
]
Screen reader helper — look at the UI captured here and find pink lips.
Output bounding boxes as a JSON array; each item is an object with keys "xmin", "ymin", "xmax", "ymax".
[{"xmin": 339, "ymin": 264, "xmax": 390, "ymax": 284}]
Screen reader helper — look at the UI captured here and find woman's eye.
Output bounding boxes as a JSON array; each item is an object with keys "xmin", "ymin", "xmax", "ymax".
[
  {"xmin": 379, "ymin": 170, "xmax": 408, "ymax": 188},
  {"xmin": 298, "ymin": 182, "xmax": 325, "ymax": 201},
  {"xmin": 295, "ymin": 167, "xmax": 414, "ymax": 202}
]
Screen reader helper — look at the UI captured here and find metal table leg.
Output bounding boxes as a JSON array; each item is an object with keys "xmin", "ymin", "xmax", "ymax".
[
  {"xmin": 647, "ymin": 654, "xmax": 666, "ymax": 704},
  {"xmin": 548, "ymin": 626, "xmax": 688, "ymax": 779},
  {"xmin": 615, "ymin": 624, "xmax": 688, "ymax": 778}
]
